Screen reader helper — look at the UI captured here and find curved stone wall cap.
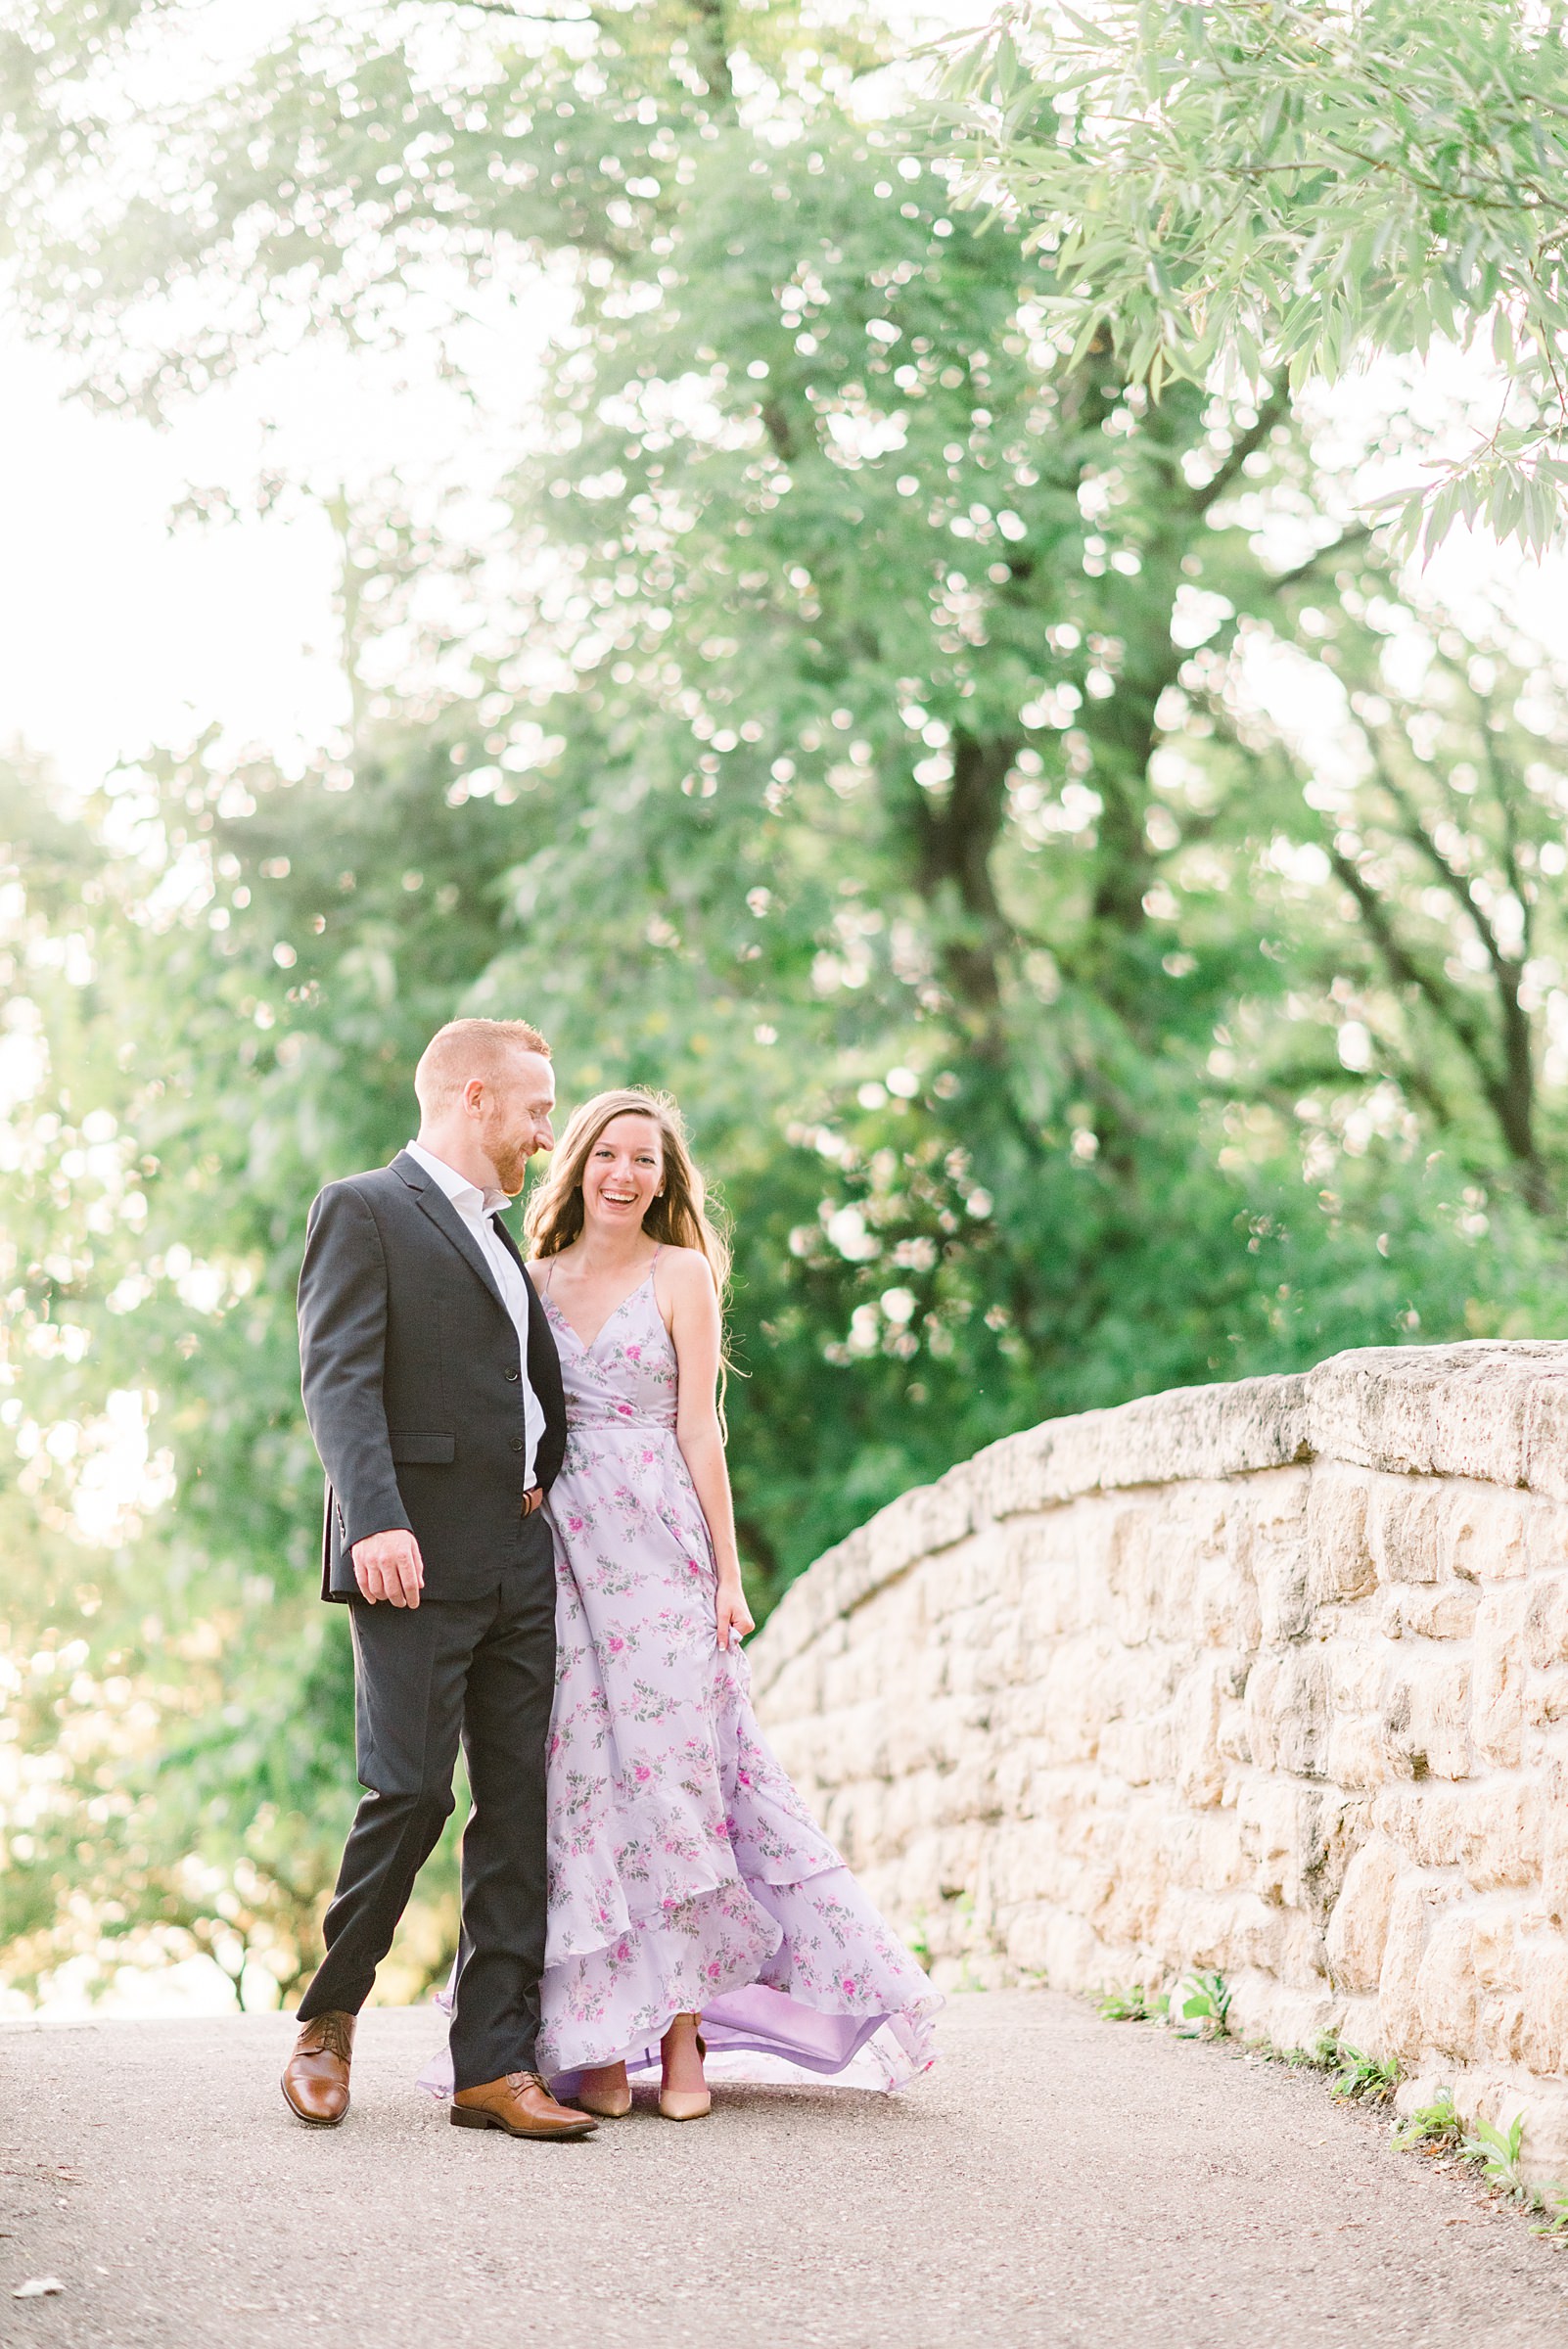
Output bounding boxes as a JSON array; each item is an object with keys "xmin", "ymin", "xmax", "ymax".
[
  {"xmin": 1305, "ymin": 1337, "xmax": 1568, "ymax": 1495},
  {"xmin": 753, "ymin": 1340, "xmax": 1568, "ymax": 1681}
]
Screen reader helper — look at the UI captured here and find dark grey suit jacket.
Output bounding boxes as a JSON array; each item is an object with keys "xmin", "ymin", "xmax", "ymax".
[{"xmin": 297, "ymin": 1149, "xmax": 568, "ymax": 1603}]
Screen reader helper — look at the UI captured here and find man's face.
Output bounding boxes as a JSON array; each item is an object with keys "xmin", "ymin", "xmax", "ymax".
[{"xmin": 478, "ymin": 1050, "xmax": 556, "ymax": 1195}]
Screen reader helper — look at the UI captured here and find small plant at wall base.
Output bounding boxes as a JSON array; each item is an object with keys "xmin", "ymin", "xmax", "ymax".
[
  {"xmin": 1462, "ymin": 2116, "xmax": 1533, "ymax": 2207},
  {"xmin": 1097, "ymin": 1984, "xmax": 1167, "ymax": 2023},
  {"xmin": 1530, "ymin": 2186, "xmax": 1568, "ymax": 2241},
  {"xmin": 1169, "ymin": 1972, "xmax": 1231, "ymax": 2040},
  {"xmin": 1393, "ymin": 2093, "xmax": 1462, "ymax": 2153},
  {"xmin": 1330, "ymin": 2046, "xmax": 1402, "ymax": 2105}
]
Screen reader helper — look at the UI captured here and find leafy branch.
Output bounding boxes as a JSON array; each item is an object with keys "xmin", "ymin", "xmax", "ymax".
[{"xmin": 929, "ymin": 0, "xmax": 1568, "ymax": 556}]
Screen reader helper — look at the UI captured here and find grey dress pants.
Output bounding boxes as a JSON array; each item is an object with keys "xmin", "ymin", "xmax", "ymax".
[{"xmin": 296, "ymin": 1512, "xmax": 556, "ymax": 2092}]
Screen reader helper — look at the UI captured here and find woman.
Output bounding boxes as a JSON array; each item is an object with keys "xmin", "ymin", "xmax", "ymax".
[{"xmin": 427, "ymin": 1085, "xmax": 937, "ymax": 2119}]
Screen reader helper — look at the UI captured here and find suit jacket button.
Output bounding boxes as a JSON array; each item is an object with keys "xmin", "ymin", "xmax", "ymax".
[
  {"xmin": 510, "ymin": 1434, "xmax": 526, "ymax": 1452},
  {"xmin": 505, "ymin": 1367, "xmax": 521, "ymax": 1382}
]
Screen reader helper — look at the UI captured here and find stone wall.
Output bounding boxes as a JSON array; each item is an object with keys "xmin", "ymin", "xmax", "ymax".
[{"xmin": 751, "ymin": 1342, "xmax": 1568, "ymax": 2179}]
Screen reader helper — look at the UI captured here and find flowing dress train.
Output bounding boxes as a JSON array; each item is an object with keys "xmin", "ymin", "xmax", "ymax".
[{"xmin": 421, "ymin": 1258, "xmax": 938, "ymax": 2096}]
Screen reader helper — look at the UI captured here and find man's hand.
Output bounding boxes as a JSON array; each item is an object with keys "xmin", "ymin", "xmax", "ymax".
[{"xmin": 351, "ymin": 1529, "xmax": 425, "ymax": 1608}]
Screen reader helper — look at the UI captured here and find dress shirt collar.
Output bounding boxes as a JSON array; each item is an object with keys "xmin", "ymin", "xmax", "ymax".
[{"xmin": 405, "ymin": 1138, "xmax": 511, "ymax": 1222}]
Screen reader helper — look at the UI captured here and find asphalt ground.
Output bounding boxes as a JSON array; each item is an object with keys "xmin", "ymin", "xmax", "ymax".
[{"xmin": 4, "ymin": 1988, "xmax": 1567, "ymax": 2349}]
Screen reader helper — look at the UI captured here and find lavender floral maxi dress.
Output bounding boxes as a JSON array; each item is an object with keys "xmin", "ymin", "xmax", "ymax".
[{"xmin": 422, "ymin": 1257, "xmax": 938, "ymax": 2096}]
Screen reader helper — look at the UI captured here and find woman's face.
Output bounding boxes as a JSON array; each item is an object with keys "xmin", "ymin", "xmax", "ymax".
[{"xmin": 580, "ymin": 1113, "xmax": 664, "ymax": 1235}]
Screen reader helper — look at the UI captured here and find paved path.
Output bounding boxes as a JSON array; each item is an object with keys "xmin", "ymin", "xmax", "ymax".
[{"xmin": 4, "ymin": 1991, "xmax": 1567, "ymax": 2348}]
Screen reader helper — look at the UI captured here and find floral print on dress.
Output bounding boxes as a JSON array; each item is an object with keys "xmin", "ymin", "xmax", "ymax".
[{"xmin": 421, "ymin": 1266, "xmax": 938, "ymax": 2097}]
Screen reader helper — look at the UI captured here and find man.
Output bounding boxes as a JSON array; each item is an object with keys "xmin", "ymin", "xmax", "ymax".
[{"xmin": 280, "ymin": 1017, "xmax": 593, "ymax": 2142}]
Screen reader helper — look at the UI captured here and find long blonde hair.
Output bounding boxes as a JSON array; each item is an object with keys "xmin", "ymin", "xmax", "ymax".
[{"xmin": 524, "ymin": 1087, "xmax": 731, "ymax": 1303}]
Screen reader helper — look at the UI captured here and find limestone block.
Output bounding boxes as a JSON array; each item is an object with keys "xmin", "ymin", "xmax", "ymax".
[
  {"xmin": 1160, "ymin": 1887, "xmax": 1287, "ymax": 1977},
  {"xmin": 1241, "ymin": 1780, "xmax": 1319, "ymax": 1911},
  {"xmin": 1521, "ymin": 1943, "xmax": 1568, "ymax": 2075},
  {"xmin": 1307, "ymin": 1340, "xmax": 1568, "ymax": 1489},
  {"xmin": 1089, "ymin": 1820, "xmax": 1170, "ymax": 1948},
  {"xmin": 1499, "ymin": 2079, "xmax": 1568, "ymax": 2190},
  {"xmin": 1458, "ymin": 1779, "xmax": 1543, "ymax": 1890},
  {"xmin": 1190, "ymin": 1812, "xmax": 1250, "ymax": 1894},
  {"xmin": 1032, "ymin": 1909, "xmax": 1106, "ymax": 1994},
  {"xmin": 1367, "ymin": 1481, "xmax": 1448, "ymax": 1587},
  {"xmin": 1525, "ymin": 1574, "xmax": 1568, "ymax": 1670},
  {"xmin": 1524, "ymin": 1497, "xmax": 1568, "ymax": 1575},
  {"xmin": 1327, "ymin": 1640, "xmax": 1388, "ymax": 1719},
  {"xmin": 1035, "ymin": 1640, "xmax": 1118, "ymax": 1768},
  {"xmin": 1523, "ymin": 1366, "xmax": 1568, "ymax": 1502},
  {"xmin": 1450, "ymin": 1487, "xmax": 1530, "ymax": 1583},
  {"xmin": 1472, "ymin": 1584, "xmax": 1531, "ymax": 1769},
  {"xmin": 977, "ymin": 1374, "xmax": 1312, "ymax": 1521},
  {"xmin": 1278, "ymin": 1910, "xmax": 1332, "ymax": 1991},
  {"xmin": 1103, "ymin": 1501, "xmax": 1176, "ymax": 1649},
  {"xmin": 1414, "ymin": 1911, "xmax": 1490, "ymax": 2062},
  {"xmin": 1378, "ymin": 1875, "xmax": 1454, "ymax": 2059},
  {"xmin": 1324, "ymin": 1713, "xmax": 1392, "ymax": 1790},
  {"xmin": 1246, "ymin": 1650, "xmax": 1331, "ymax": 1779},
  {"xmin": 1232, "ymin": 1979, "xmax": 1339, "ymax": 2051},
  {"xmin": 1253, "ymin": 1528, "xmax": 1313, "ymax": 1644},
  {"xmin": 1174, "ymin": 1659, "xmax": 1231, "ymax": 1809},
  {"xmin": 1379, "ymin": 1653, "xmax": 1472, "ymax": 1781},
  {"xmin": 1386, "ymin": 1581, "xmax": 1480, "ymax": 1641},
  {"xmin": 1484, "ymin": 1991, "xmax": 1530, "ymax": 2067},
  {"xmin": 1191, "ymin": 1534, "xmax": 1257, "ymax": 1652},
  {"xmin": 992, "ymin": 1902, "xmax": 1058, "ymax": 1979},
  {"xmin": 1307, "ymin": 1466, "xmax": 1377, "ymax": 1605},
  {"xmin": 1325, "ymin": 1836, "xmax": 1402, "ymax": 1994},
  {"xmin": 1540, "ymin": 1762, "xmax": 1568, "ymax": 1925},
  {"xmin": 1216, "ymin": 1681, "xmax": 1253, "ymax": 1768},
  {"xmin": 1372, "ymin": 1782, "xmax": 1467, "ymax": 1872},
  {"xmin": 1099, "ymin": 1711, "xmax": 1178, "ymax": 1790},
  {"xmin": 1529, "ymin": 1666, "xmax": 1568, "ymax": 1730}
]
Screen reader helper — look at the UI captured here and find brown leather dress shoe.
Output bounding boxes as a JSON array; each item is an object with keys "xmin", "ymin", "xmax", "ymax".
[
  {"xmin": 451, "ymin": 2071, "xmax": 597, "ymax": 2140},
  {"xmin": 281, "ymin": 2010, "xmax": 355, "ymax": 2128}
]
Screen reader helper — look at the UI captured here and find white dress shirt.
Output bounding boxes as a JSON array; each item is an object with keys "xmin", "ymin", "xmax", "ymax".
[{"xmin": 405, "ymin": 1139, "xmax": 545, "ymax": 1486}]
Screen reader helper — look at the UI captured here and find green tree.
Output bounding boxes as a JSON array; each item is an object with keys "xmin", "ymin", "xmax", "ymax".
[{"xmin": 931, "ymin": 0, "xmax": 1568, "ymax": 556}]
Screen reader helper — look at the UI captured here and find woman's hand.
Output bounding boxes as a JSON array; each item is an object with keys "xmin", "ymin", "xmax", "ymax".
[{"xmin": 715, "ymin": 1576, "xmax": 755, "ymax": 1652}]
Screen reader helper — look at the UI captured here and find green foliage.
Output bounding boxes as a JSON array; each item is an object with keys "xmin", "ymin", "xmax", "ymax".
[
  {"xmin": 1393, "ymin": 2090, "xmax": 1463, "ymax": 2151},
  {"xmin": 1096, "ymin": 1983, "xmax": 1164, "ymax": 2022},
  {"xmin": 933, "ymin": 0, "xmax": 1568, "ymax": 557},
  {"xmin": 1531, "ymin": 2183, "xmax": 1568, "ymax": 2237},
  {"xmin": 1169, "ymin": 1970, "xmax": 1231, "ymax": 2039},
  {"xmin": 1461, "ymin": 2112, "xmax": 1532, "ymax": 2203},
  {"xmin": 1329, "ymin": 2043, "xmax": 1402, "ymax": 2103}
]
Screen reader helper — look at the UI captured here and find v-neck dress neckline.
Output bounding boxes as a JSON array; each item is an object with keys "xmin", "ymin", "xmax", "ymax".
[
  {"xmin": 540, "ymin": 1246, "xmax": 662, "ymax": 1357},
  {"xmin": 543, "ymin": 1268, "xmax": 654, "ymax": 1358}
]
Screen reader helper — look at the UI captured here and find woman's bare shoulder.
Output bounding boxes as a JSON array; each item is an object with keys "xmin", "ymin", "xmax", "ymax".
[{"xmin": 657, "ymin": 1243, "xmax": 718, "ymax": 1294}]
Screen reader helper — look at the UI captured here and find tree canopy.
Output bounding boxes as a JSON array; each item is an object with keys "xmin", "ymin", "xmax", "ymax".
[{"xmin": 933, "ymin": 0, "xmax": 1568, "ymax": 557}]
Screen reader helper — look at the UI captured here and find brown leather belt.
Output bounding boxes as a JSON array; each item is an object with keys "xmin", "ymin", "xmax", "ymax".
[{"xmin": 522, "ymin": 1485, "xmax": 545, "ymax": 1519}]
